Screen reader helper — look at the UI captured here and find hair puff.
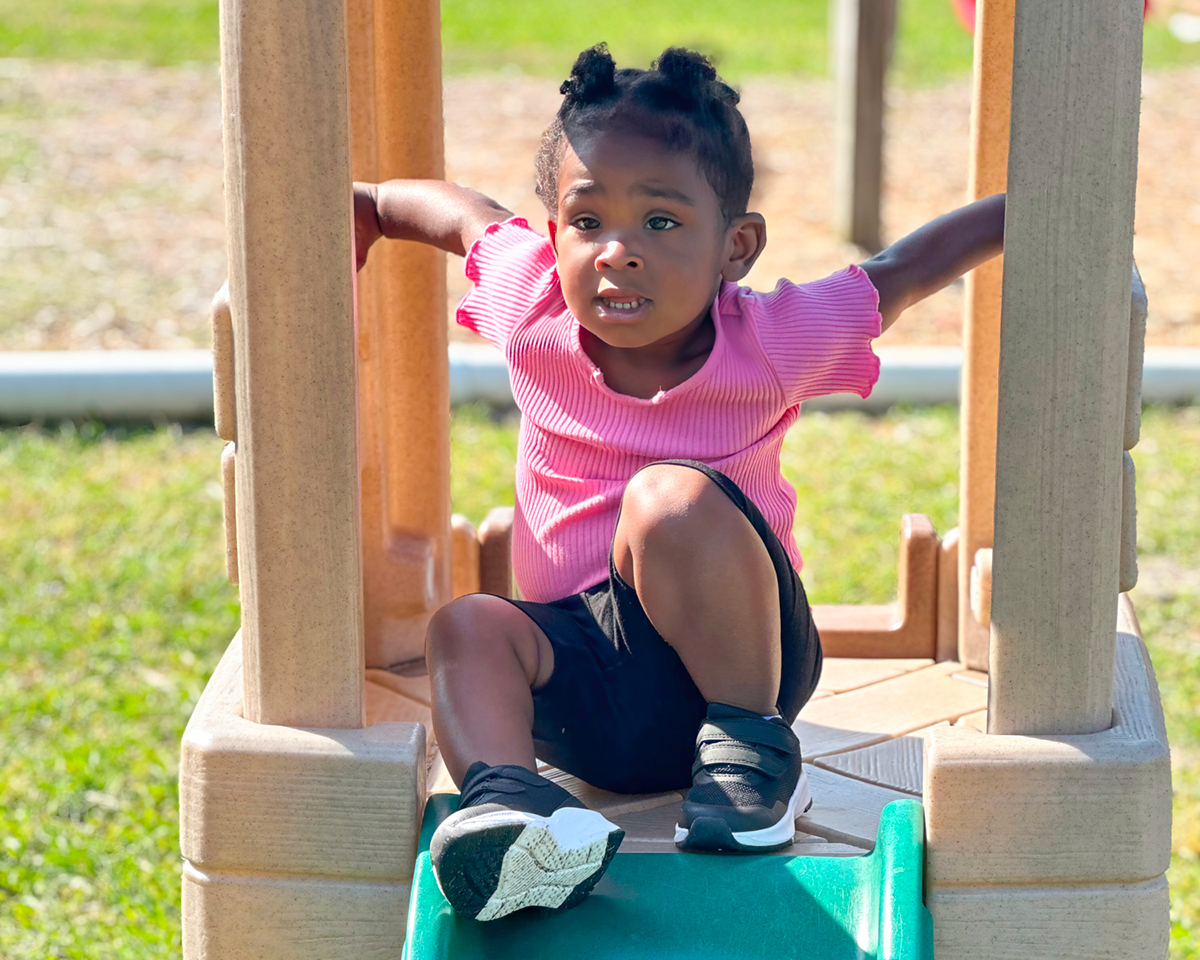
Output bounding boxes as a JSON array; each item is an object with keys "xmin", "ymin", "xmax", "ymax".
[
  {"xmin": 535, "ymin": 45, "xmax": 754, "ymax": 224},
  {"xmin": 560, "ymin": 43, "xmax": 618, "ymax": 103}
]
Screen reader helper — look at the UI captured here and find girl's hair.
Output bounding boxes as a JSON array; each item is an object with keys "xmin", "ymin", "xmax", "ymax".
[{"xmin": 534, "ymin": 45, "xmax": 754, "ymax": 225}]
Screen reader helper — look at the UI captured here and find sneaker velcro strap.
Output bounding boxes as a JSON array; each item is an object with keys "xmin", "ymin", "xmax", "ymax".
[
  {"xmin": 696, "ymin": 717, "xmax": 796, "ymax": 754},
  {"xmin": 693, "ymin": 741, "xmax": 789, "ymax": 779}
]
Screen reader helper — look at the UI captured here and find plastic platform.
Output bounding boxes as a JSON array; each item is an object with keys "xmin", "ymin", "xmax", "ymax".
[{"xmin": 402, "ymin": 794, "xmax": 934, "ymax": 960}]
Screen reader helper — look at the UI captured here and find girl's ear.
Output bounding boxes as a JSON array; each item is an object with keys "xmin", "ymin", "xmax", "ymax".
[
  {"xmin": 548, "ymin": 219, "xmax": 558, "ymax": 252},
  {"xmin": 721, "ymin": 213, "xmax": 767, "ymax": 282}
]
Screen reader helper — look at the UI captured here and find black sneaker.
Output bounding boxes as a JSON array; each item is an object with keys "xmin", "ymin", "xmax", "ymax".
[
  {"xmin": 674, "ymin": 704, "xmax": 812, "ymax": 853},
  {"xmin": 429, "ymin": 762, "xmax": 625, "ymax": 920}
]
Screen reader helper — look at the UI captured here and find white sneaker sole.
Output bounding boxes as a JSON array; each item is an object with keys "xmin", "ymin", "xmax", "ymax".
[
  {"xmin": 673, "ymin": 766, "xmax": 812, "ymax": 849},
  {"xmin": 448, "ymin": 807, "xmax": 623, "ymax": 921}
]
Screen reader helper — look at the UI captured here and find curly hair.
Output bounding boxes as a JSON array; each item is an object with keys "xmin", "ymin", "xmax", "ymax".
[{"xmin": 534, "ymin": 45, "xmax": 754, "ymax": 225}]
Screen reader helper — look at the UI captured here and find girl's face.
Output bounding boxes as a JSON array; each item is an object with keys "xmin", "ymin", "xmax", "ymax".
[{"xmin": 549, "ymin": 130, "xmax": 764, "ymax": 350}]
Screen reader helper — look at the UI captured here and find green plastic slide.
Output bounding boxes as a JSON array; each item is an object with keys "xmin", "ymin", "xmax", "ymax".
[{"xmin": 402, "ymin": 795, "xmax": 934, "ymax": 959}]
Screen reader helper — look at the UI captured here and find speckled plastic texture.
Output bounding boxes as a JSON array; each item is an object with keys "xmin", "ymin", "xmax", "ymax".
[{"xmin": 402, "ymin": 795, "xmax": 933, "ymax": 960}]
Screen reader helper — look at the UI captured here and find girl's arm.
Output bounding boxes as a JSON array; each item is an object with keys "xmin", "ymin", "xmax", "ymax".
[
  {"xmin": 860, "ymin": 193, "xmax": 1005, "ymax": 332},
  {"xmin": 353, "ymin": 180, "xmax": 513, "ymax": 271}
]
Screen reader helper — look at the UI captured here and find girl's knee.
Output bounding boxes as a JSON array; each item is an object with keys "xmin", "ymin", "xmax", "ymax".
[
  {"xmin": 623, "ymin": 463, "xmax": 718, "ymax": 521},
  {"xmin": 425, "ymin": 593, "xmax": 550, "ymax": 685},
  {"xmin": 620, "ymin": 463, "xmax": 730, "ymax": 540},
  {"xmin": 426, "ymin": 594, "xmax": 506, "ymax": 660}
]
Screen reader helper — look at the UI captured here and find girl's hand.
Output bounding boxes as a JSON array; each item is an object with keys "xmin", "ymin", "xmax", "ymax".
[{"xmin": 353, "ymin": 182, "xmax": 384, "ymax": 272}]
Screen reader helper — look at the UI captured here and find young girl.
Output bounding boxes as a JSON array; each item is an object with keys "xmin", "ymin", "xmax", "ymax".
[{"xmin": 354, "ymin": 45, "xmax": 1004, "ymax": 922}]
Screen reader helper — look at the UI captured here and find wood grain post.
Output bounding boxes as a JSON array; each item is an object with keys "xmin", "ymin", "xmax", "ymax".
[
  {"xmin": 351, "ymin": 0, "xmax": 451, "ymax": 669},
  {"xmin": 957, "ymin": 0, "xmax": 1014, "ymax": 673},
  {"xmin": 936, "ymin": 527, "xmax": 960, "ymax": 662},
  {"xmin": 969, "ymin": 548, "xmax": 992, "ymax": 627},
  {"xmin": 1121, "ymin": 452, "xmax": 1138, "ymax": 594},
  {"xmin": 478, "ymin": 506, "xmax": 515, "ymax": 599},
  {"xmin": 812, "ymin": 514, "xmax": 940, "ymax": 659},
  {"xmin": 219, "ymin": 0, "xmax": 365, "ymax": 728},
  {"xmin": 213, "ymin": 284, "xmax": 239, "ymax": 587},
  {"xmin": 211, "ymin": 283, "xmax": 236, "ymax": 443},
  {"xmin": 450, "ymin": 515, "xmax": 481, "ymax": 599},
  {"xmin": 987, "ymin": 0, "xmax": 1143, "ymax": 737},
  {"xmin": 1120, "ymin": 265, "xmax": 1147, "ymax": 595},
  {"xmin": 1125, "ymin": 264, "xmax": 1148, "ymax": 450},
  {"xmin": 221, "ymin": 442, "xmax": 238, "ymax": 586},
  {"xmin": 831, "ymin": 0, "xmax": 895, "ymax": 253}
]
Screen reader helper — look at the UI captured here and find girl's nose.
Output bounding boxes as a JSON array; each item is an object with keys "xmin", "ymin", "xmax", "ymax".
[{"xmin": 595, "ymin": 239, "xmax": 642, "ymax": 271}]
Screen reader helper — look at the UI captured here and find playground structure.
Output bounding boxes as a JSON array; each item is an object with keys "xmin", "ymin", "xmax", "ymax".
[
  {"xmin": 179, "ymin": 0, "xmax": 1172, "ymax": 956},
  {"xmin": 831, "ymin": 0, "xmax": 1152, "ymax": 252},
  {"xmin": 832, "ymin": 0, "xmax": 896, "ymax": 252}
]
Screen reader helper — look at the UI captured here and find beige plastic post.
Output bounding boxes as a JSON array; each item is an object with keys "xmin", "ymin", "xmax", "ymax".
[
  {"xmin": 221, "ymin": 442, "xmax": 238, "ymax": 586},
  {"xmin": 1121, "ymin": 452, "xmax": 1138, "ymax": 593},
  {"xmin": 347, "ymin": 0, "xmax": 390, "ymax": 668},
  {"xmin": 346, "ymin": 0, "xmax": 378, "ymax": 191},
  {"xmin": 1125, "ymin": 264, "xmax": 1149, "ymax": 450},
  {"xmin": 812, "ymin": 514, "xmax": 940, "ymax": 658},
  {"xmin": 479, "ymin": 506, "xmax": 515, "ymax": 598},
  {"xmin": 925, "ymin": 597, "xmax": 1171, "ymax": 959},
  {"xmin": 987, "ymin": 0, "xmax": 1142, "ymax": 737},
  {"xmin": 969, "ymin": 548, "xmax": 992, "ymax": 627},
  {"xmin": 831, "ymin": 0, "xmax": 895, "ymax": 252},
  {"xmin": 352, "ymin": 0, "xmax": 451, "ymax": 669},
  {"xmin": 221, "ymin": 0, "xmax": 364, "ymax": 728},
  {"xmin": 1120, "ymin": 266, "xmax": 1147, "ymax": 594},
  {"xmin": 957, "ymin": 0, "xmax": 1013, "ymax": 672},
  {"xmin": 213, "ymin": 285, "xmax": 238, "ymax": 586},
  {"xmin": 211, "ymin": 283, "xmax": 236, "ymax": 444},
  {"xmin": 451, "ymin": 514, "xmax": 481, "ymax": 599},
  {"xmin": 935, "ymin": 527, "xmax": 959, "ymax": 661}
]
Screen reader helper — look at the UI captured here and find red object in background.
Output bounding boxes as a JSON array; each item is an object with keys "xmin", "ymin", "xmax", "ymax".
[{"xmin": 952, "ymin": 0, "xmax": 1149, "ymax": 32}]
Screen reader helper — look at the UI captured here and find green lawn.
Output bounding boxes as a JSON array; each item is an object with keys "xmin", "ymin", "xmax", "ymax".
[
  {"xmin": 1, "ymin": 406, "xmax": 1198, "ymax": 956},
  {"xmin": 0, "ymin": 0, "xmax": 1197, "ymax": 82}
]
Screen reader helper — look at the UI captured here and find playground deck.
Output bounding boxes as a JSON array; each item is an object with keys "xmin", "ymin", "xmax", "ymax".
[{"xmin": 365, "ymin": 654, "xmax": 989, "ymax": 855}]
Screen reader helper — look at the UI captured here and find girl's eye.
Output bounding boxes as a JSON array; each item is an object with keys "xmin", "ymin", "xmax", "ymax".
[
  {"xmin": 572, "ymin": 216, "xmax": 600, "ymax": 231},
  {"xmin": 646, "ymin": 216, "xmax": 679, "ymax": 231}
]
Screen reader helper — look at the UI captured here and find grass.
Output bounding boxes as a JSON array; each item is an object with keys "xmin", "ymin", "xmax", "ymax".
[
  {"xmin": 0, "ymin": 422, "xmax": 237, "ymax": 957},
  {"xmin": 0, "ymin": 0, "xmax": 1197, "ymax": 81},
  {"xmin": 0, "ymin": 0, "xmax": 218, "ymax": 66},
  {"xmin": 1, "ymin": 405, "xmax": 1199, "ymax": 956}
]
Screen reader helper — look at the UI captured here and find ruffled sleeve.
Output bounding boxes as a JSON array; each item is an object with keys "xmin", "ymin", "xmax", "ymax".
[
  {"xmin": 752, "ymin": 264, "xmax": 882, "ymax": 406},
  {"xmin": 456, "ymin": 217, "xmax": 557, "ymax": 349}
]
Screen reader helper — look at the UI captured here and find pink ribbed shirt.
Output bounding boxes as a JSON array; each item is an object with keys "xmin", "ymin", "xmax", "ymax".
[{"xmin": 458, "ymin": 218, "xmax": 881, "ymax": 603}]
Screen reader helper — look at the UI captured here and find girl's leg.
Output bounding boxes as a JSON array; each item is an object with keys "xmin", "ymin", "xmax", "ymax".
[
  {"xmin": 612, "ymin": 462, "xmax": 781, "ymax": 715},
  {"xmin": 425, "ymin": 593, "xmax": 555, "ymax": 785},
  {"xmin": 425, "ymin": 596, "xmax": 622, "ymax": 923},
  {"xmin": 613, "ymin": 463, "xmax": 812, "ymax": 853}
]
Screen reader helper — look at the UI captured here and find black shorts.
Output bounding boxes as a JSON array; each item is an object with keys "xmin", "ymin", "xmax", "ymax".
[{"xmin": 506, "ymin": 460, "xmax": 823, "ymax": 796}]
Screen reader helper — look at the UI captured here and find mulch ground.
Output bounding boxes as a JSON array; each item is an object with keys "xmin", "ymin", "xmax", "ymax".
[{"xmin": 1, "ymin": 59, "xmax": 1197, "ymax": 350}]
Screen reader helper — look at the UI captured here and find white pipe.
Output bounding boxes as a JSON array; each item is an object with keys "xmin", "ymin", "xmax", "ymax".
[
  {"xmin": 805, "ymin": 347, "xmax": 963, "ymax": 411},
  {"xmin": 1, "ymin": 345, "xmax": 1198, "ymax": 421},
  {"xmin": 445, "ymin": 342, "xmax": 515, "ymax": 406},
  {"xmin": 0, "ymin": 350, "xmax": 215, "ymax": 421}
]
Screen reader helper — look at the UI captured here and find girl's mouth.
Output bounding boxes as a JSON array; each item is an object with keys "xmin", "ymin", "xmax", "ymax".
[{"xmin": 601, "ymin": 297, "xmax": 646, "ymax": 311}]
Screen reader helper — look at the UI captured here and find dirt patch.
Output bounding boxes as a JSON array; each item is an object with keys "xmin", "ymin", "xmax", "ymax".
[
  {"xmin": 0, "ymin": 59, "xmax": 225, "ymax": 350},
  {"xmin": 1, "ymin": 59, "xmax": 1198, "ymax": 350}
]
